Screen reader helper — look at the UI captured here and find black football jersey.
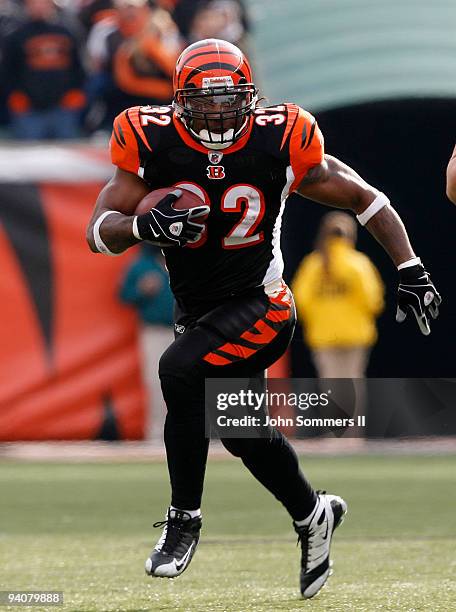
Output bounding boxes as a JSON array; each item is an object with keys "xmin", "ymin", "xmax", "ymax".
[{"xmin": 111, "ymin": 103, "xmax": 324, "ymax": 310}]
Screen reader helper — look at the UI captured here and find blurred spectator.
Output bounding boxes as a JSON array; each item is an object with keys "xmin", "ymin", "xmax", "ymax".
[
  {"xmin": 0, "ymin": 0, "xmax": 24, "ymax": 127},
  {"xmin": 119, "ymin": 244, "xmax": 174, "ymax": 442},
  {"xmin": 88, "ymin": 0, "xmax": 182, "ymax": 129},
  {"xmin": 77, "ymin": 0, "xmax": 116, "ymax": 35},
  {"xmin": 0, "ymin": 1, "xmax": 23, "ymax": 40},
  {"xmin": 186, "ymin": 0, "xmax": 248, "ymax": 49},
  {"xmin": 172, "ymin": 0, "xmax": 250, "ymax": 48},
  {"xmin": 0, "ymin": 0, "xmax": 253, "ymax": 136},
  {"xmin": 3, "ymin": 0, "xmax": 86, "ymax": 139},
  {"xmin": 292, "ymin": 212, "xmax": 384, "ymax": 379}
]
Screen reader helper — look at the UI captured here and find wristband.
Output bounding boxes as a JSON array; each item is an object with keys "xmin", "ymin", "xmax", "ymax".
[
  {"xmin": 132, "ymin": 216, "xmax": 141, "ymax": 240},
  {"xmin": 397, "ymin": 257, "xmax": 422, "ymax": 271},
  {"xmin": 356, "ymin": 193, "xmax": 390, "ymax": 226},
  {"xmin": 93, "ymin": 210, "xmax": 121, "ymax": 256}
]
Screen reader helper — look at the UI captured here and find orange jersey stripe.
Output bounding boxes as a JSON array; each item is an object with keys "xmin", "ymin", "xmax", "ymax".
[
  {"xmin": 203, "ymin": 353, "xmax": 232, "ymax": 366},
  {"xmin": 218, "ymin": 342, "xmax": 257, "ymax": 359},
  {"xmin": 280, "ymin": 104, "xmax": 299, "ymax": 151},
  {"xmin": 287, "ymin": 106, "xmax": 324, "ymax": 193},
  {"xmin": 241, "ymin": 319, "xmax": 277, "ymax": 345},
  {"xmin": 266, "ymin": 309, "xmax": 290, "ymax": 322},
  {"xmin": 110, "ymin": 110, "xmax": 141, "ymax": 174},
  {"xmin": 127, "ymin": 107, "xmax": 152, "ymax": 152},
  {"xmin": 269, "ymin": 285, "xmax": 293, "ymax": 308}
]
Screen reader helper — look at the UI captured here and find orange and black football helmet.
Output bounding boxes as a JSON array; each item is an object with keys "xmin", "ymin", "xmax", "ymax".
[{"xmin": 173, "ymin": 39, "xmax": 258, "ymax": 149}]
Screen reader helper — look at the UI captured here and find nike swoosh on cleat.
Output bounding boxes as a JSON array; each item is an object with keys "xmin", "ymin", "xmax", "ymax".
[
  {"xmin": 174, "ymin": 542, "xmax": 194, "ymax": 572},
  {"xmin": 322, "ymin": 521, "xmax": 329, "ymax": 540}
]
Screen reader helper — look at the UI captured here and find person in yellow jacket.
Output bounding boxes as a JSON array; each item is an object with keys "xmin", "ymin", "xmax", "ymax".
[{"xmin": 292, "ymin": 211, "xmax": 384, "ymax": 378}]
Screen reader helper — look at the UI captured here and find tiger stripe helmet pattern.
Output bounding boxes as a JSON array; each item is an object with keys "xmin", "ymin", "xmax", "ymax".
[{"xmin": 173, "ymin": 38, "xmax": 258, "ymax": 150}]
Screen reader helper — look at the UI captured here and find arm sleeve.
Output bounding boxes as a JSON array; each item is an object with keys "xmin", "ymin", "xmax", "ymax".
[
  {"xmin": 110, "ymin": 109, "xmax": 141, "ymax": 175},
  {"xmin": 286, "ymin": 104, "xmax": 325, "ymax": 193}
]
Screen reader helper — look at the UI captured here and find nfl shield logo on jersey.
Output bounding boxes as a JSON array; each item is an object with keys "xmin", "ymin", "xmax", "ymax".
[{"xmin": 208, "ymin": 152, "xmax": 223, "ymax": 164}]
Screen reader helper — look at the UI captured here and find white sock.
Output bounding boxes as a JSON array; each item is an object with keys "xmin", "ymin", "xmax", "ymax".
[
  {"xmin": 170, "ymin": 506, "xmax": 201, "ymax": 519},
  {"xmin": 294, "ymin": 498, "xmax": 319, "ymax": 527}
]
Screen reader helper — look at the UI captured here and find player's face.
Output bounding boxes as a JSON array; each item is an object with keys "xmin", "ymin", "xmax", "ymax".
[{"xmin": 187, "ymin": 92, "xmax": 249, "ymax": 134}]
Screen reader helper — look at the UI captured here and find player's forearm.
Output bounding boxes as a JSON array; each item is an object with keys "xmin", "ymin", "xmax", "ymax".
[
  {"xmin": 297, "ymin": 155, "xmax": 417, "ymax": 267},
  {"xmin": 363, "ymin": 205, "xmax": 415, "ymax": 267},
  {"xmin": 323, "ymin": 160, "xmax": 417, "ymax": 266},
  {"xmin": 86, "ymin": 171, "xmax": 148, "ymax": 254},
  {"xmin": 86, "ymin": 211, "xmax": 138, "ymax": 254},
  {"xmin": 446, "ymin": 153, "xmax": 456, "ymax": 204},
  {"xmin": 322, "ymin": 157, "xmax": 416, "ymax": 265}
]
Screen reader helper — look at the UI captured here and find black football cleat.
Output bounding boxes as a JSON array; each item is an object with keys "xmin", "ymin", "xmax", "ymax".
[
  {"xmin": 145, "ymin": 509, "xmax": 202, "ymax": 578},
  {"xmin": 294, "ymin": 491, "xmax": 347, "ymax": 599}
]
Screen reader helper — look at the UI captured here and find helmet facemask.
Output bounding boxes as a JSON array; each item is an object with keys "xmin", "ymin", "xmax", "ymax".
[{"xmin": 173, "ymin": 76, "xmax": 258, "ymax": 149}]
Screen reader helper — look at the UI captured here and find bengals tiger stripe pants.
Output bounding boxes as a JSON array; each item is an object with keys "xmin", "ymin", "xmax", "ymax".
[{"xmin": 158, "ymin": 282, "xmax": 317, "ymax": 520}]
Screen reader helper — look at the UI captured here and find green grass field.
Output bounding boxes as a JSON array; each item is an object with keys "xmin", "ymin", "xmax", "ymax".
[{"xmin": 1, "ymin": 455, "xmax": 455, "ymax": 612}]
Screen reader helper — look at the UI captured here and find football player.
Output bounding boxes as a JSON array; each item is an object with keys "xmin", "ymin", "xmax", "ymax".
[{"xmin": 86, "ymin": 39, "xmax": 441, "ymax": 599}]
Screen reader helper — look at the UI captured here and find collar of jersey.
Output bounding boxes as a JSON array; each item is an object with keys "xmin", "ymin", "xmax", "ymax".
[{"xmin": 172, "ymin": 113, "xmax": 253, "ymax": 155}]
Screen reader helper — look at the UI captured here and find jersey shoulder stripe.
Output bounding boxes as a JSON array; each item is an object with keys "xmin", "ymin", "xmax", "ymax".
[
  {"xmin": 253, "ymin": 103, "xmax": 323, "ymax": 180},
  {"xmin": 126, "ymin": 106, "xmax": 153, "ymax": 153},
  {"xmin": 281, "ymin": 103, "xmax": 324, "ymax": 192},
  {"xmin": 280, "ymin": 104, "xmax": 300, "ymax": 151},
  {"xmin": 110, "ymin": 105, "xmax": 173, "ymax": 174},
  {"xmin": 110, "ymin": 108, "xmax": 143, "ymax": 174}
]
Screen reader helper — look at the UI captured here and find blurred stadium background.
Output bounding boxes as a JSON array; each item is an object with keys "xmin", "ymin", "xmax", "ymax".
[
  {"xmin": 0, "ymin": 2, "xmax": 455, "ymax": 610},
  {"xmin": 0, "ymin": 0, "xmax": 455, "ymax": 442}
]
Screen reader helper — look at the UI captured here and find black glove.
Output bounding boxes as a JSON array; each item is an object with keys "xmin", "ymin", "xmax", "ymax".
[
  {"xmin": 135, "ymin": 189, "xmax": 209, "ymax": 247},
  {"xmin": 396, "ymin": 263, "xmax": 442, "ymax": 335}
]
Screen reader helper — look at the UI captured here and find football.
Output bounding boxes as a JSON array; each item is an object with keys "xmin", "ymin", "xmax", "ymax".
[{"xmin": 135, "ymin": 186, "xmax": 207, "ymax": 217}]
